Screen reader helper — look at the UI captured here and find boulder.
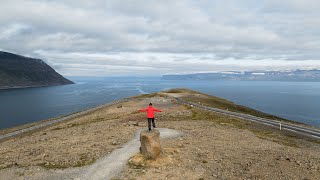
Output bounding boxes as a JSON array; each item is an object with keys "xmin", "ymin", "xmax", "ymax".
[{"xmin": 140, "ymin": 129, "xmax": 161, "ymax": 159}]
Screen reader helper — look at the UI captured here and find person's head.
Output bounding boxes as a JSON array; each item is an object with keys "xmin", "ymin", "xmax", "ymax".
[{"xmin": 149, "ymin": 103, "xmax": 152, "ymax": 106}]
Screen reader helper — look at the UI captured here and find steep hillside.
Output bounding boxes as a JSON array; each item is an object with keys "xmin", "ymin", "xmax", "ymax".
[{"xmin": 0, "ymin": 51, "xmax": 74, "ymax": 89}]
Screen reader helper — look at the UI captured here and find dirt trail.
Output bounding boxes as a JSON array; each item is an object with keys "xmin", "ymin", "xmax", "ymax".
[
  {"xmin": 5, "ymin": 128, "xmax": 182, "ymax": 180},
  {"xmin": 81, "ymin": 128, "xmax": 182, "ymax": 180}
]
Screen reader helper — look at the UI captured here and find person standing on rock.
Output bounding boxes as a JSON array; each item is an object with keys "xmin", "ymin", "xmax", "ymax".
[{"xmin": 139, "ymin": 103, "xmax": 163, "ymax": 131}]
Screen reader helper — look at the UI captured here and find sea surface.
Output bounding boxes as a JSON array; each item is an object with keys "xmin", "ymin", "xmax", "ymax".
[{"xmin": 0, "ymin": 77, "xmax": 319, "ymax": 129}]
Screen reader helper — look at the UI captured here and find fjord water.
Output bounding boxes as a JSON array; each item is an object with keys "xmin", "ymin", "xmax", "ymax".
[{"xmin": 0, "ymin": 77, "xmax": 319, "ymax": 129}]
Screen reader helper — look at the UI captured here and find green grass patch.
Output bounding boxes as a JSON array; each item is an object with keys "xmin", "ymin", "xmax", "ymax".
[
  {"xmin": 39, "ymin": 153, "xmax": 96, "ymax": 169},
  {"xmin": 190, "ymin": 108, "xmax": 247, "ymax": 129},
  {"xmin": 164, "ymin": 88, "xmax": 289, "ymax": 122},
  {"xmin": 39, "ymin": 162, "xmax": 70, "ymax": 169},
  {"xmin": 190, "ymin": 108, "xmax": 301, "ymax": 147},
  {"xmin": 51, "ymin": 116, "xmax": 119, "ymax": 131},
  {"xmin": 164, "ymin": 88, "xmax": 199, "ymax": 94},
  {"xmin": 182, "ymin": 93, "xmax": 289, "ymax": 122},
  {"xmin": 251, "ymin": 130, "xmax": 299, "ymax": 147},
  {"xmin": 75, "ymin": 153, "xmax": 96, "ymax": 167},
  {"xmin": 131, "ymin": 92, "xmax": 158, "ymax": 99}
]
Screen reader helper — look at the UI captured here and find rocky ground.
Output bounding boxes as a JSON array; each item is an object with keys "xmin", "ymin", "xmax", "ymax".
[{"xmin": 0, "ymin": 89, "xmax": 319, "ymax": 179}]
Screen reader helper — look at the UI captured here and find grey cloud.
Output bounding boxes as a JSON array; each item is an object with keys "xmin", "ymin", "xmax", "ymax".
[
  {"xmin": 0, "ymin": 0, "xmax": 320, "ymax": 76},
  {"xmin": 0, "ymin": 23, "xmax": 31, "ymax": 40},
  {"xmin": 33, "ymin": 50, "xmax": 320, "ymax": 76}
]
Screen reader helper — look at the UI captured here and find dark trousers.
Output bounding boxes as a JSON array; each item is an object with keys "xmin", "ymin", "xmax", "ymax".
[{"xmin": 148, "ymin": 118, "xmax": 155, "ymax": 131}]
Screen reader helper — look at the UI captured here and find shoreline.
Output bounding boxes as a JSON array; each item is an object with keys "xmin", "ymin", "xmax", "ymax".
[
  {"xmin": 0, "ymin": 82, "xmax": 75, "ymax": 91},
  {"xmin": 1, "ymin": 88, "xmax": 320, "ymax": 179},
  {"xmin": 0, "ymin": 89, "xmax": 318, "ymax": 142},
  {"xmin": 0, "ymin": 97, "xmax": 131, "ymax": 141}
]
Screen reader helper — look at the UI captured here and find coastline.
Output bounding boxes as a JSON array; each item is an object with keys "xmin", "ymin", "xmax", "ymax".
[
  {"xmin": 1, "ymin": 89, "xmax": 320, "ymax": 179},
  {"xmin": 0, "ymin": 97, "xmax": 131, "ymax": 141},
  {"xmin": 1, "ymin": 89, "xmax": 318, "ymax": 142},
  {"xmin": 0, "ymin": 82, "xmax": 75, "ymax": 91}
]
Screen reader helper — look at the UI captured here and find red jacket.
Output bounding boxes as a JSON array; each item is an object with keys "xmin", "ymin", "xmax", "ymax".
[{"xmin": 139, "ymin": 105, "xmax": 162, "ymax": 118}]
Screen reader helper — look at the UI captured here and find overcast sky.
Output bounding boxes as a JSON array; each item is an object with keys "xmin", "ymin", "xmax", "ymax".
[{"xmin": 1, "ymin": 0, "xmax": 320, "ymax": 76}]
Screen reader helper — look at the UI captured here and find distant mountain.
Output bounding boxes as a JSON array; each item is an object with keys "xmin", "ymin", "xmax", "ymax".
[
  {"xmin": 162, "ymin": 70, "xmax": 320, "ymax": 81},
  {"xmin": 0, "ymin": 51, "xmax": 74, "ymax": 89}
]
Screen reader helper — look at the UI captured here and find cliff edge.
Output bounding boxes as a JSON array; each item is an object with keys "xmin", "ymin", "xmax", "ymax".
[{"xmin": 0, "ymin": 51, "xmax": 74, "ymax": 89}]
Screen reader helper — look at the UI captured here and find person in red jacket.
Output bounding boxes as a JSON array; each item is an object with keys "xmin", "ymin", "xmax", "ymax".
[{"xmin": 139, "ymin": 103, "xmax": 163, "ymax": 131}]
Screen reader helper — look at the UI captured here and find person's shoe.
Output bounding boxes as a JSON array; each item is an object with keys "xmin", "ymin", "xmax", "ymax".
[
  {"xmin": 153, "ymin": 126, "xmax": 156, "ymax": 128},
  {"xmin": 148, "ymin": 128, "xmax": 151, "ymax": 132}
]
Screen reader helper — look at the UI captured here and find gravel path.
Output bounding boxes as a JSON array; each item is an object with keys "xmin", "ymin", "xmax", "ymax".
[
  {"xmin": 28, "ymin": 128, "xmax": 182, "ymax": 180},
  {"xmin": 81, "ymin": 128, "xmax": 182, "ymax": 180}
]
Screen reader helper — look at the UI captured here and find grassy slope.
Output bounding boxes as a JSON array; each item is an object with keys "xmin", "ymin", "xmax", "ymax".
[
  {"xmin": 163, "ymin": 89, "xmax": 319, "ymax": 146},
  {"xmin": 165, "ymin": 88, "xmax": 292, "ymax": 122},
  {"xmin": 1, "ymin": 88, "xmax": 319, "ymax": 172},
  {"xmin": 131, "ymin": 89, "xmax": 319, "ymax": 150},
  {"xmin": 0, "ymin": 88, "xmax": 302, "ymax": 137}
]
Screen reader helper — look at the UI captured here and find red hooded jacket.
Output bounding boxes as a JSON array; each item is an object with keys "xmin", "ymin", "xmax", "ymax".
[{"xmin": 139, "ymin": 105, "xmax": 162, "ymax": 118}]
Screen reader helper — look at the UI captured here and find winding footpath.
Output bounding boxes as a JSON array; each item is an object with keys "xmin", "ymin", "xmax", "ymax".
[
  {"xmin": 80, "ymin": 128, "xmax": 182, "ymax": 180},
  {"xmin": 175, "ymin": 97, "xmax": 320, "ymax": 139},
  {"xmin": 28, "ymin": 128, "xmax": 182, "ymax": 180}
]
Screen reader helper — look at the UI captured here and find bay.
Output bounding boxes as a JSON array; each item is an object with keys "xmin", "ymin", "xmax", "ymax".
[{"xmin": 0, "ymin": 77, "xmax": 319, "ymax": 129}]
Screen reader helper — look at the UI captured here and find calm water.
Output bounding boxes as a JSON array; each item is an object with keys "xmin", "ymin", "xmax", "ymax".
[{"xmin": 0, "ymin": 77, "xmax": 319, "ymax": 129}]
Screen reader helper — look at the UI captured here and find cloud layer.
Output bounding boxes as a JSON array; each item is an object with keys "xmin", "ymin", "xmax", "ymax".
[{"xmin": 1, "ymin": 0, "xmax": 320, "ymax": 76}]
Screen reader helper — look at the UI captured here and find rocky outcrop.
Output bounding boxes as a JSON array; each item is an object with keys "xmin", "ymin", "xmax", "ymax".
[
  {"xmin": 0, "ymin": 51, "xmax": 74, "ymax": 89},
  {"xmin": 140, "ymin": 129, "xmax": 161, "ymax": 159}
]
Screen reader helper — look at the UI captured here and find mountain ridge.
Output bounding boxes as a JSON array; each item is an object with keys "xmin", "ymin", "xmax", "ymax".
[
  {"xmin": 0, "ymin": 51, "xmax": 74, "ymax": 89},
  {"xmin": 162, "ymin": 69, "xmax": 320, "ymax": 81}
]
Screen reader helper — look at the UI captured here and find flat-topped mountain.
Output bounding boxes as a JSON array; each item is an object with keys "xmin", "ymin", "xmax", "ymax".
[
  {"xmin": 162, "ymin": 70, "xmax": 320, "ymax": 81},
  {"xmin": 0, "ymin": 51, "xmax": 74, "ymax": 89}
]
